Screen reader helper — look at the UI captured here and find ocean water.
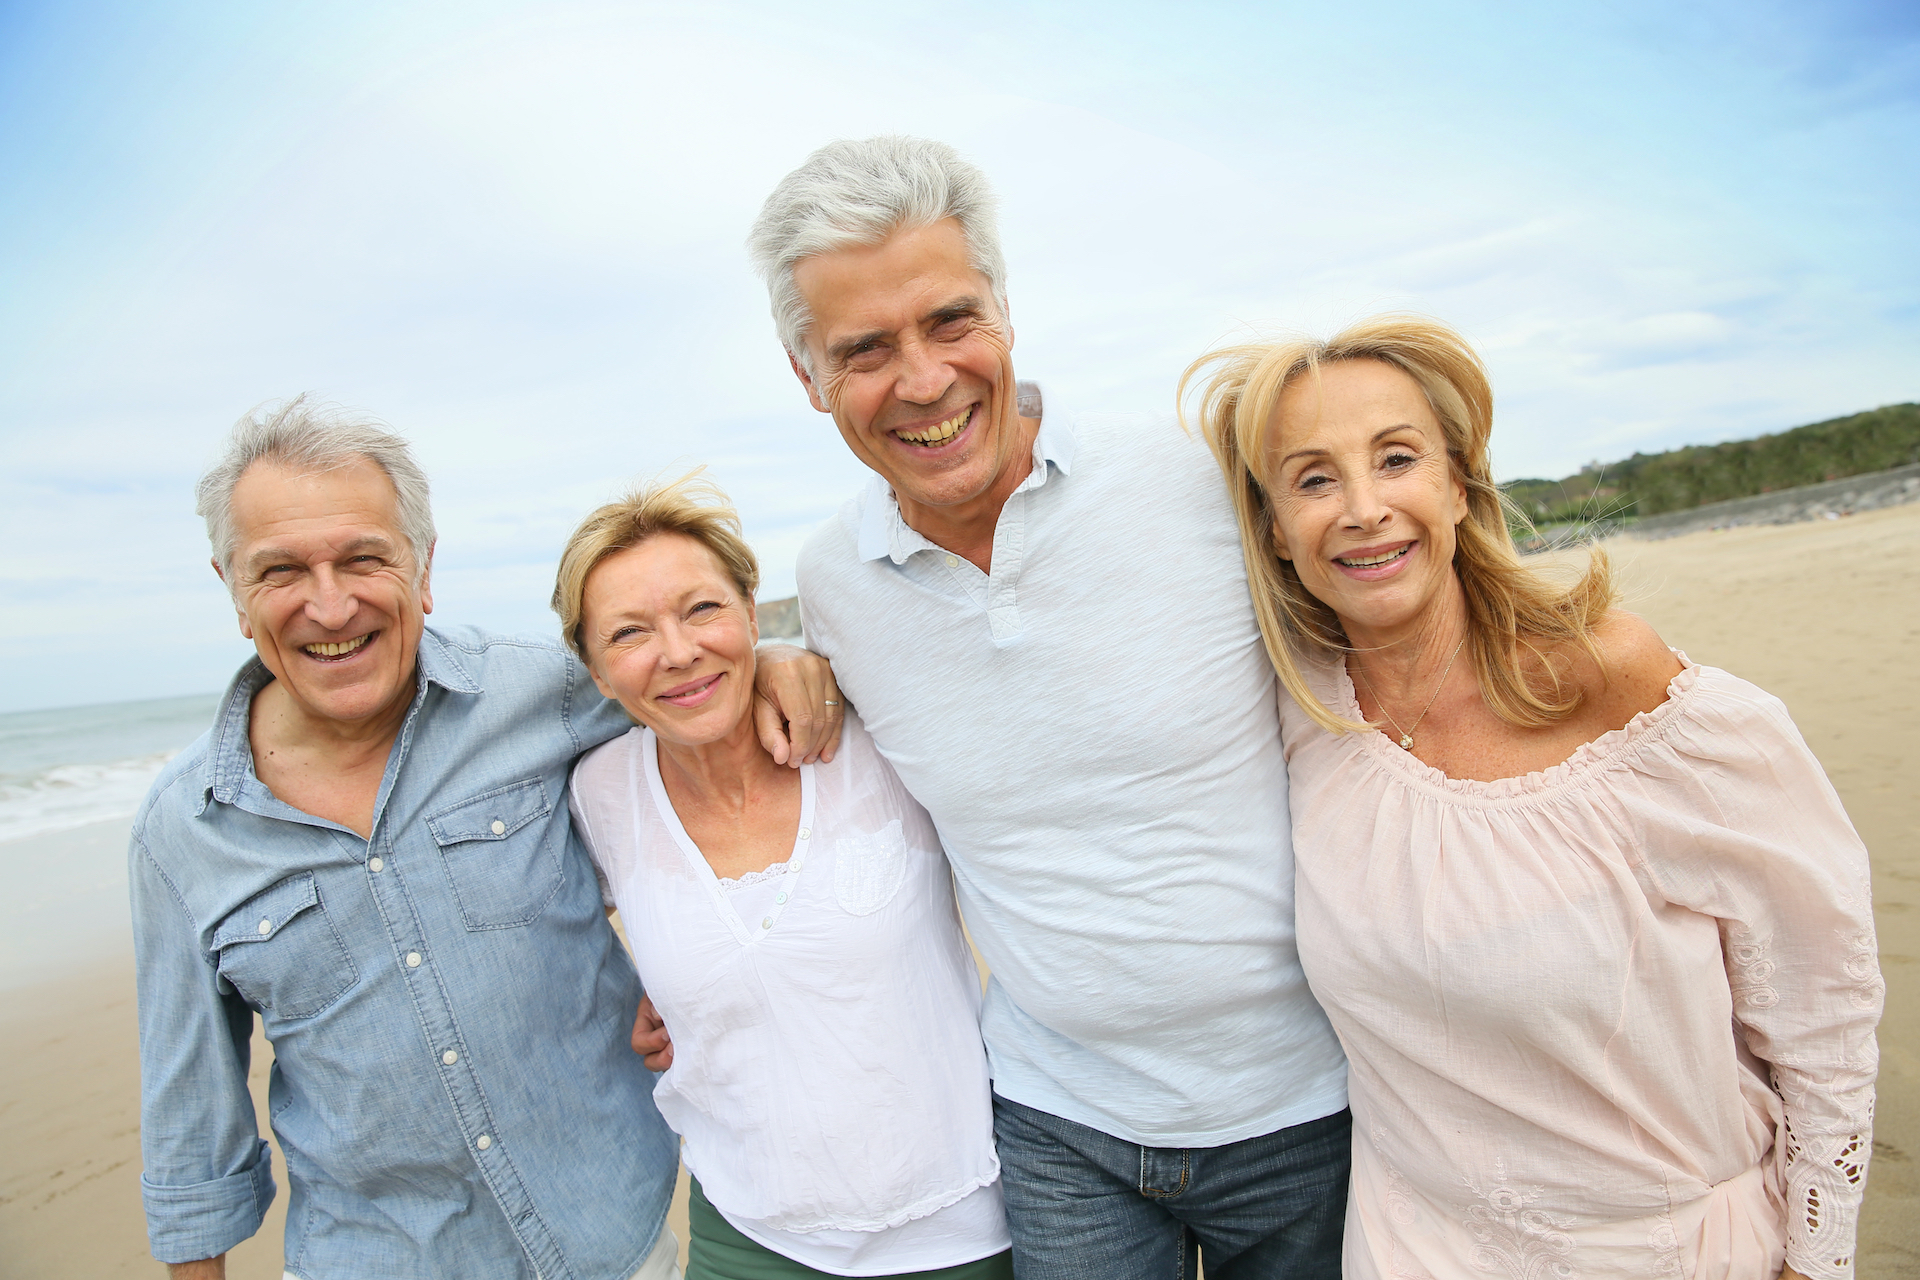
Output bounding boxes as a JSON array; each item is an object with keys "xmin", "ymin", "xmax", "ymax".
[{"xmin": 0, "ymin": 693, "xmax": 222, "ymax": 844}]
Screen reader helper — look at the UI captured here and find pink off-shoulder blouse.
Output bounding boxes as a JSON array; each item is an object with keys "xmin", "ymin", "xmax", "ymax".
[{"xmin": 1280, "ymin": 654, "xmax": 1882, "ymax": 1280}]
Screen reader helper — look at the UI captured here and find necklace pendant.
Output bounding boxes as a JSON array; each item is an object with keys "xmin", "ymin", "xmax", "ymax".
[{"xmin": 1398, "ymin": 733, "xmax": 1415, "ymax": 749}]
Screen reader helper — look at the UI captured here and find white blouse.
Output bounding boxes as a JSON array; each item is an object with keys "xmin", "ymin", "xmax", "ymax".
[
  {"xmin": 1281, "ymin": 654, "xmax": 1882, "ymax": 1280},
  {"xmin": 568, "ymin": 713, "xmax": 1007, "ymax": 1276}
]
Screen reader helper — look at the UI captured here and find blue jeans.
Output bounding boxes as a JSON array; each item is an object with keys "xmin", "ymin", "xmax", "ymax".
[{"xmin": 991, "ymin": 1095, "xmax": 1349, "ymax": 1280}]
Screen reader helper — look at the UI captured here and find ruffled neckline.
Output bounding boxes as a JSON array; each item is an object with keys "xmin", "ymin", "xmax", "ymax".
[{"xmin": 1323, "ymin": 650, "xmax": 1705, "ymax": 803}]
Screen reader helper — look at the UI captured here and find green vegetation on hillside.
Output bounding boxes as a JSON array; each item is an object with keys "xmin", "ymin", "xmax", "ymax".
[{"xmin": 1502, "ymin": 402, "xmax": 1920, "ymax": 526}]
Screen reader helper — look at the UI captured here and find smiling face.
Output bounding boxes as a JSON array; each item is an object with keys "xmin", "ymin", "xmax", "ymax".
[
  {"xmin": 222, "ymin": 457, "xmax": 432, "ymax": 729},
  {"xmin": 789, "ymin": 217, "xmax": 1030, "ymax": 528},
  {"xmin": 1263, "ymin": 358, "xmax": 1469, "ymax": 645},
  {"xmin": 579, "ymin": 533, "xmax": 760, "ymax": 749}
]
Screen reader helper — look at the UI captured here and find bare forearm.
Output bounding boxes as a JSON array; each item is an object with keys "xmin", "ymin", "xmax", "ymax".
[{"xmin": 168, "ymin": 1255, "xmax": 225, "ymax": 1279}]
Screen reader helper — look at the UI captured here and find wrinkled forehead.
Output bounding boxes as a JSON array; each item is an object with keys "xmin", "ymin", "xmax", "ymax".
[
  {"xmin": 793, "ymin": 220, "xmax": 991, "ymax": 330},
  {"xmin": 1270, "ymin": 359, "xmax": 1442, "ymax": 437},
  {"xmin": 230, "ymin": 456, "xmax": 407, "ymax": 551}
]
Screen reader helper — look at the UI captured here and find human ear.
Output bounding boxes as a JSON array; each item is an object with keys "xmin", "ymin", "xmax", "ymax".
[
  {"xmin": 787, "ymin": 350, "xmax": 830, "ymax": 414},
  {"xmin": 587, "ymin": 666, "xmax": 619, "ymax": 702},
  {"xmin": 215, "ymin": 558, "xmax": 256, "ymax": 637},
  {"xmin": 420, "ymin": 542, "xmax": 436, "ymax": 614},
  {"xmin": 1270, "ymin": 512, "xmax": 1294, "ymax": 562}
]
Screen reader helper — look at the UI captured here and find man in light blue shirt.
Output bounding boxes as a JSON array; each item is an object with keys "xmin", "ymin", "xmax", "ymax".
[
  {"xmin": 748, "ymin": 139, "xmax": 1351, "ymax": 1278},
  {"xmin": 131, "ymin": 398, "xmax": 836, "ymax": 1279}
]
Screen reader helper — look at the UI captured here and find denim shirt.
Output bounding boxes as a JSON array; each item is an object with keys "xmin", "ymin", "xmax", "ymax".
[{"xmin": 130, "ymin": 625, "xmax": 676, "ymax": 1278}]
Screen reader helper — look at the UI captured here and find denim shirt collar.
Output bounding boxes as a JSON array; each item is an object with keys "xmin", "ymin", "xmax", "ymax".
[
  {"xmin": 199, "ymin": 627, "xmax": 483, "ymax": 814},
  {"xmin": 857, "ymin": 380, "xmax": 1074, "ymax": 565}
]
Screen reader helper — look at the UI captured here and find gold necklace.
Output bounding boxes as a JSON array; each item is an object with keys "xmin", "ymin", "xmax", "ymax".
[{"xmin": 1354, "ymin": 637, "xmax": 1468, "ymax": 750}]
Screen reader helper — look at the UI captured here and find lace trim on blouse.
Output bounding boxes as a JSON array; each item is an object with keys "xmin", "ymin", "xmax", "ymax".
[{"xmin": 718, "ymin": 859, "xmax": 795, "ymax": 892}]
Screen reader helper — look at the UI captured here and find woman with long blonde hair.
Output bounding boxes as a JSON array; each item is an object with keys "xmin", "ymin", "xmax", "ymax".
[{"xmin": 1185, "ymin": 315, "xmax": 1880, "ymax": 1280}]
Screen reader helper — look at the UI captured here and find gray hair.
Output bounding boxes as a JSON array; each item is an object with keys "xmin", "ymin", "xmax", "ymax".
[
  {"xmin": 195, "ymin": 394, "xmax": 436, "ymax": 585},
  {"xmin": 747, "ymin": 136, "xmax": 1007, "ymax": 374}
]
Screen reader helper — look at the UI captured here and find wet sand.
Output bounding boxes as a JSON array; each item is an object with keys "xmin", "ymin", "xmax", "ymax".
[{"xmin": 3, "ymin": 502, "xmax": 1915, "ymax": 1277}]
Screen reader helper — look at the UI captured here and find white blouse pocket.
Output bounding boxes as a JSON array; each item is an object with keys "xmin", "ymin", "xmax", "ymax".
[{"xmin": 832, "ymin": 818, "xmax": 910, "ymax": 917}]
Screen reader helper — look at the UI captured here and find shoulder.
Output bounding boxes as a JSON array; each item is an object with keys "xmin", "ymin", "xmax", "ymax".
[
  {"xmin": 1557, "ymin": 610, "xmax": 1685, "ymax": 729},
  {"xmin": 797, "ymin": 498, "xmax": 863, "ymax": 573},
  {"xmin": 427, "ymin": 622, "xmax": 570, "ymax": 667},
  {"xmin": 1062, "ymin": 407, "xmax": 1209, "ymax": 470},
  {"xmin": 132, "ymin": 732, "xmax": 215, "ymax": 844},
  {"xmin": 571, "ymin": 727, "xmax": 644, "ymax": 802}
]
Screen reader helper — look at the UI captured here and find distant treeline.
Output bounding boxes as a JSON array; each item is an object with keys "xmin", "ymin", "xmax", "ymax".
[{"xmin": 1503, "ymin": 402, "xmax": 1920, "ymax": 524}]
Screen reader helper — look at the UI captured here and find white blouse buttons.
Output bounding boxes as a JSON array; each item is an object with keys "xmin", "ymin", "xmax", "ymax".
[
  {"xmin": 490, "ymin": 820, "xmax": 506, "ymax": 835},
  {"xmin": 775, "ymin": 892, "xmax": 788, "ymax": 904},
  {"xmin": 798, "ymin": 827, "xmax": 811, "ymax": 841},
  {"xmin": 944, "ymin": 554, "xmax": 959, "ymax": 568},
  {"xmin": 761, "ymin": 917, "xmax": 773, "ymax": 929}
]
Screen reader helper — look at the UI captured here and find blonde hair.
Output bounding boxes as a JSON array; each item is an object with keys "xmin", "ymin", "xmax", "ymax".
[
  {"xmin": 1180, "ymin": 314, "xmax": 1616, "ymax": 735},
  {"xmin": 551, "ymin": 469, "xmax": 761, "ymax": 662}
]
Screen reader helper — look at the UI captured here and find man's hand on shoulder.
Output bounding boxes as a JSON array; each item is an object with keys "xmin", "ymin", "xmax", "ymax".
[{"xmin": 753, "ymin": 644, "xmax": 844, "ymax": 766}]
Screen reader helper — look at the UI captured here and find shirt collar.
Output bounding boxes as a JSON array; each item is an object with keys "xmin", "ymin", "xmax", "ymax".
[
  {"xmin": 201, "ymin": 625, "xmax": 481, "ymax": 809},
  {"xmin": 856, "ymin": 380, "xmax": 1073, "ymax": 565}
]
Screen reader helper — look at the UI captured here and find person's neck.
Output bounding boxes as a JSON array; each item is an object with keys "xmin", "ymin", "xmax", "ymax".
[
  {"xmin": 1344, "ymin": 583, "xmax": 1471, "ymax": 701},
  {"xmin": 654, "ymin": 711, "xmax": 786, "ymax": 811},
  {"xmin": 895, "ymin": 412, "xmax": 1043, "ymax": 572},
  {"xmin": 252, "ymin": 670, "xmax": 417, "ymax": 770}
]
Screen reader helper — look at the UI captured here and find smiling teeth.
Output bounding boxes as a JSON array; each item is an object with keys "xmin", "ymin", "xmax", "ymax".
[
  {"xmin": 897, "ymin": 407, "xmax": 971, "ymax": 445},
  {"xmin": 305, "ymin": 635, "xmax": 370, "ymax": 657},
  {"xmin": 1337, "ymin": 547, "xmax": 1410, "ymax": 568}
]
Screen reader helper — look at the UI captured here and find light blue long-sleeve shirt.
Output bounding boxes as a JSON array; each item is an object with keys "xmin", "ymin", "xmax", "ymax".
[{"xmin": 129, "ymin": 624, "xmax": 676, "ymax": 1278}]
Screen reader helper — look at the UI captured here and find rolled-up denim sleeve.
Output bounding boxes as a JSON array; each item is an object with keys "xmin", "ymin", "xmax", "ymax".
[{"xmin": 130, "ymin": 823, "xmax": 277, "ymax": 1264}]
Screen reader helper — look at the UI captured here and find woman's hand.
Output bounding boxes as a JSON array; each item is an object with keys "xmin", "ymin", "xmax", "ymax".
[
  {"xmin": 632, "ymin": 995, "xmax": 673, "ymax": 1071},
  {"xmin": 1779, "ymin": 1268, "xmax": 1810, "ymax": 1280},
  {"xmin": 753, "ymin": 643, "xmax": 845, "ymax": 766}
]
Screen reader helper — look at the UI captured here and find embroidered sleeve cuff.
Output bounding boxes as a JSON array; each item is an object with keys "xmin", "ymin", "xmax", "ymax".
[{"xmin": 141, "ymin": 1139, "xmax": 276, "ymax": 1265}]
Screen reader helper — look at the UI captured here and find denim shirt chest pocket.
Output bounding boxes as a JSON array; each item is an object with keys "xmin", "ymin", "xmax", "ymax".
[
  {"xmin": 426, "ymin": 777, "xmax": 565, "ymax": 929},
  {"xmin": 211, "ymin": 871, "xmax": 359, "ymax": 1021}
]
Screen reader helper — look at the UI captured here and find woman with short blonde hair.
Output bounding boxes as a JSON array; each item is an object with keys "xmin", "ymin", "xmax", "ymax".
[
  {"xmin": 554, "ymin": 471, "xmax": 1013, "ymax": 1280},
  {"xmin": 1186, "ymin": 315, "xmax": 1880, "ymax": 1280}
]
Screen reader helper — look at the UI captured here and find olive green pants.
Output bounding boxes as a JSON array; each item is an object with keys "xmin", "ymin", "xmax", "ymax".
[{"xmin": 686, "ymin": 1178, "xmax": 1014, "ymax": 1280}]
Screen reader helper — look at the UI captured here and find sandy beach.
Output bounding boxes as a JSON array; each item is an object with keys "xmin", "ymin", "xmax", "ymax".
[{"xmin": 3, "ymin": 503, "xmax": 1915, "ymax": 1279}]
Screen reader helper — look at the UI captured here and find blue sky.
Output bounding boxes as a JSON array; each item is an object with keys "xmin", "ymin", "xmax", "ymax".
[{"xmin": 2, "ymin": 0, "xmax": 1915, "ymax": 713}]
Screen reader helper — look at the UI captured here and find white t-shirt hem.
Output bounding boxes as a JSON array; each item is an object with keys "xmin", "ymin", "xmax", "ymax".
[{"xmin": 989, "ymin": 1075, "xmax": 1351, "ymax": 1150}]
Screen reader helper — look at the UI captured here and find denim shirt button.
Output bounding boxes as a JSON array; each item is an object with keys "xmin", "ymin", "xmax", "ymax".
[
  {"xmin": 406, "ymin": 952, "xmax": 422, "ymax": 968},
  {"xmin": 476, "ymin": 1134, "xmax": 491, "ymax": 1150},
  {"xmin": 491, "ymin": 820, "xmax": 506, "ymax": 835},
  {"xmin": 257, "ymin": 919, "xmax": 272, "ymax": 935},
  {"xmin": 442, "ymin": 1050, "xmax": 458, "ymax": 1065},
  {"xmin": 369, "ymin": 857, "xmax": 384, "ymax": 873}
]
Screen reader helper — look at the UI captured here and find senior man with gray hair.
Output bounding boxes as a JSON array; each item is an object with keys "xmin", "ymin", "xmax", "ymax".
[
  {"xmin": 748, "ymin": 138, "xmax": 1352, "ymax": 1278},
  {"xmin": 129, "ymin": 397, "xmax": 840, "ymax": 1279}
]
